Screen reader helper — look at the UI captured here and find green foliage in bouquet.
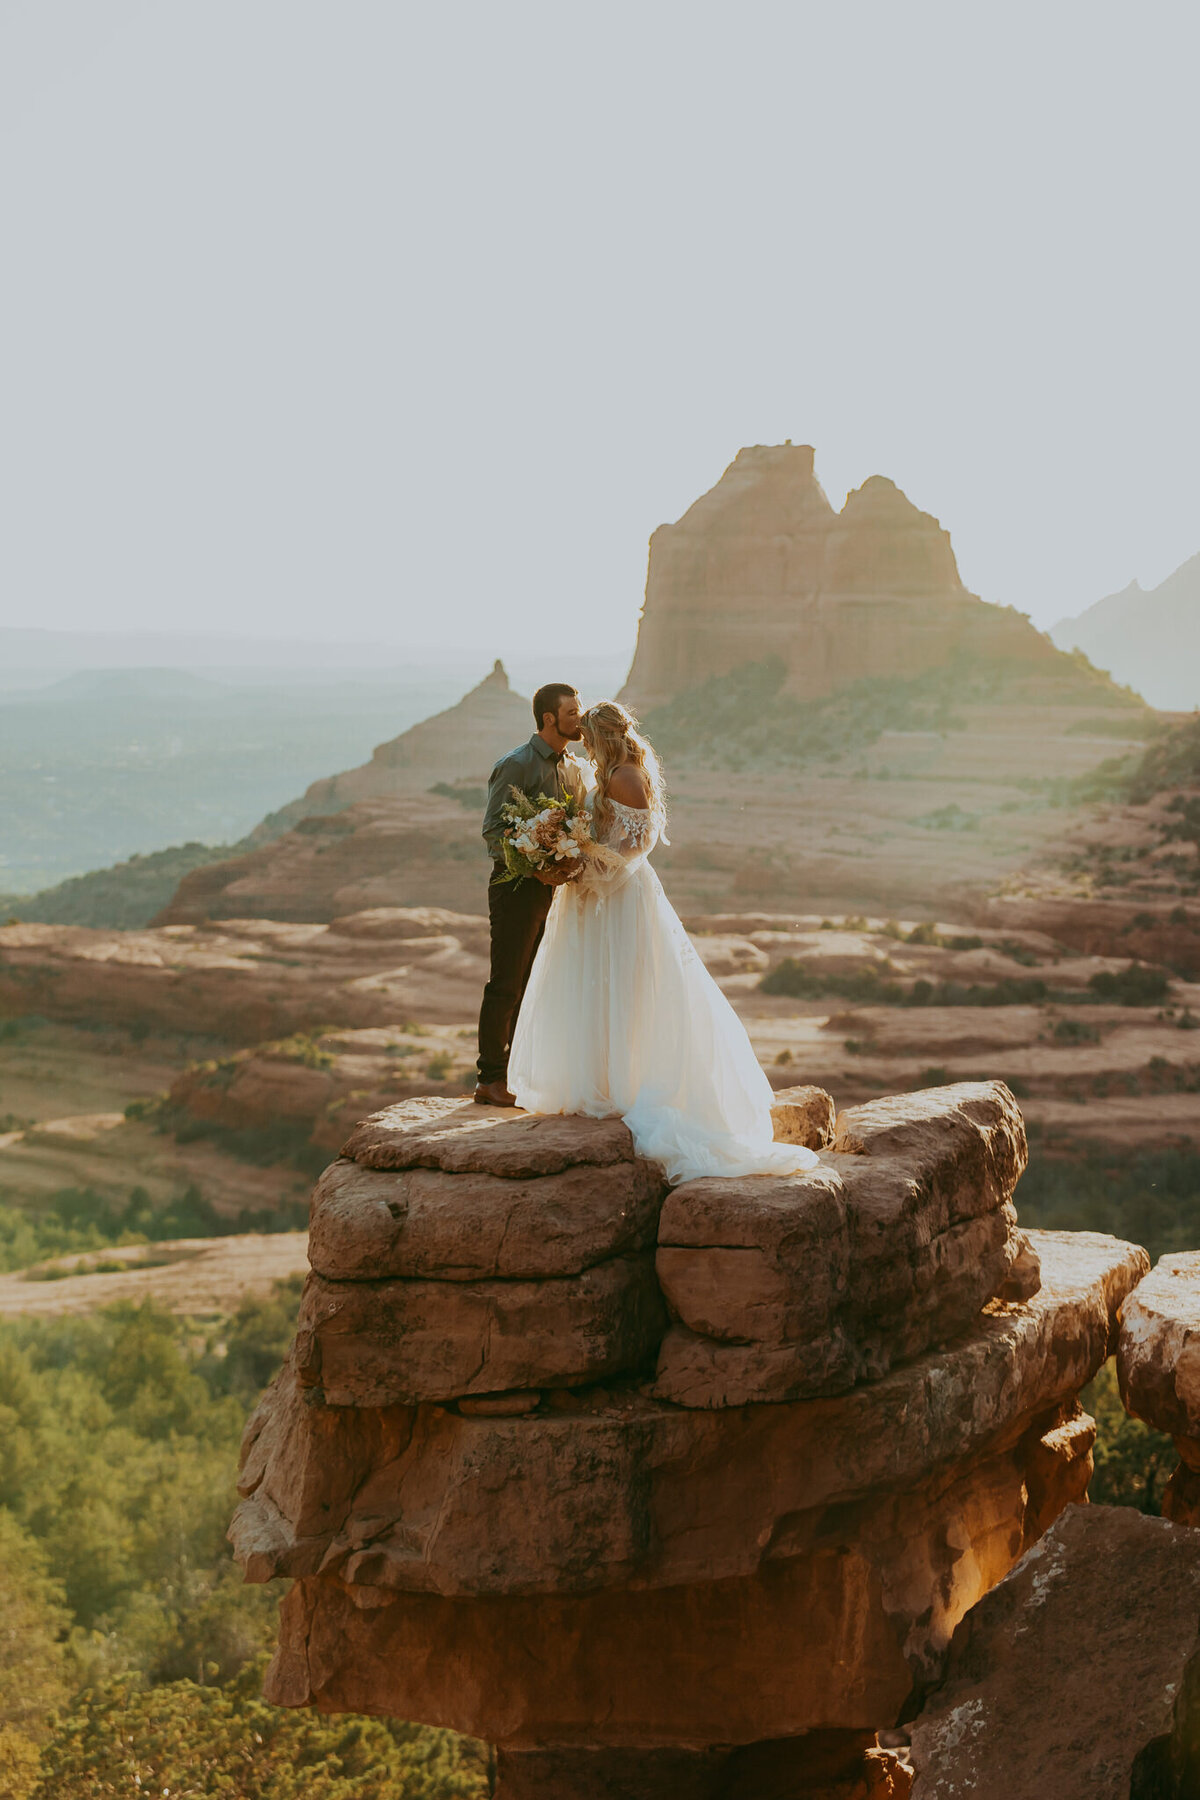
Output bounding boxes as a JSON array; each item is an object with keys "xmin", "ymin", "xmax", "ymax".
[{"xmin": 496, "ymin": 787, "xmax": 586, "ymax": 886}]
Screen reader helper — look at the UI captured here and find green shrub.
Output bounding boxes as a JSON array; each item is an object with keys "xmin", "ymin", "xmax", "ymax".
[
  {"xmin": 0, "ymin": 843, "xmax": 235, "ymax": 931},
  {"xmin": 759, "ymin": 960, "xmax": 1046, "ymax": 1007},
  {"xmin": 262, "ymin": 1034, "xmax": 336, "ymax": 1072},
  {"xmin": 761, "ymin": 960, "xmax": 904, "ymax": 1003},
  {"xmin": 646, "ymin": 648, "xmax": 1131, "ymax": 773},
  {"xmin": 1017, "ymin": 1138, "xmax": 1200, "ymax": 1263},
  {"xmin": 0, "ymin": 1293, "xmax": 491, "ymax": 1797},
  {"xmin": 997, "ymin": 939, "xmax": 1041, "ymax": 967},
  {"xmin": 910, "ymin": 976, "xmax": 1048, "ymax": 1007},
  {"xmin": 31, "ymin": 1677, "xmax": 490, "ymax": 1800},
  {"xmin": 429, "ymin": 781, "xmax": 488, "ymax": 810},
  {"xmin": 1052, "ymin": 1017, "xmax": 1101, "ymax": 1044},
  {"xmin": 0, "ymin": 1016, "xmax": 47, "ymax": 1044},
  {"xmin": 0, "ymin": 1185, "xmax": 307, "ymax": 1275},
  {"xmin": 156, "ymin": 1105, "xmax": 329, "ymax": 1177},
  {"xmin": 1083, "ymin": 1359, "xmax": 1174, "ymax": 1513},
  {"xmin": 1088, "ymin": 963, "xmax": 1170, "ymax": 1006}
]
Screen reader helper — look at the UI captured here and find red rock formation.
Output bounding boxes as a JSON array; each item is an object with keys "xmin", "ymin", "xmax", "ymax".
[
  {"xmin": 156, "ymin": 663, "xmax": 535, "ymax": 925},
  {"xmin": 985, "ymin": 893, "xmax": 1200, "ymax": 980},
  {"xmin": 1118, "ymin": 1250, "xmax": 1200, "ymax": 1525},
  {"xmin": 255, "ymin": 660, "xmax": 533, "ymax": 835},
  {"xmin": 230, "ymin": 1085, "xmax": 1147, "ymax": 1797},
  {"xmin": 654, "ymin": 1084, "xmax": 1031, "ymax": 1407},
  {"xmin": 623, "ymin": 446, "xmax": 1068, "ymax": 708},
  {"xmin": 160, "ymin": 793, "xmax": 491, "ymax": 924},
  {"xmin": 0, "ymin": 908, "xmax": 488, "ymax": 1043},
  {"xmin": 909, "ymin": 1504, "xmax": 1200, "ymax": 1797}
]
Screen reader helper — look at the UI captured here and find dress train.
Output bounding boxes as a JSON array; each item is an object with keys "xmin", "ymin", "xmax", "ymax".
[{"xmin": 509, "ymin": 799, "xmax": 818, "ymax": 1184}]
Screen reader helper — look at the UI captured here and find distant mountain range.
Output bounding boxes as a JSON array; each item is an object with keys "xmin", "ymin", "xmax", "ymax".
[
  {"xmin": 0, "ymin": 669, "xmax": 472, "ymax": 895},
  {"xmin": 1051, "ymin": 552, "xmax": 1200, "ymax": 711},
  {"xmin": 0, "ymin": 626, "xmax": 423, "ymax": 682},
  {"xmin": 0, "ymin": 628, "xmax": 634, "ymax": 699}
]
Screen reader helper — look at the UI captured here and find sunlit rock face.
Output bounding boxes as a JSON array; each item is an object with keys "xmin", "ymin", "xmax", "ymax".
[
  {"xmin": 909, "ymin": 1504, "xmax": 1200, "ymax": 1799},
  {"xmin": 622, "ymin": 444, "xmax": 1061, "ymax": 708},
  {"xmin": 1118, "ymin": 1249, "xmax": 1200, "ymax": 1526},
  {"xmin": 230, "ymin": 1083, "xmax": 1147, "ymax": 1798}
]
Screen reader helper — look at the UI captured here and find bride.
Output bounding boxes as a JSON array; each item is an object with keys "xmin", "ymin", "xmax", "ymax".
[{"xmin": 508, "ymin": 700, "xmax": 818, "ymax": 1183}]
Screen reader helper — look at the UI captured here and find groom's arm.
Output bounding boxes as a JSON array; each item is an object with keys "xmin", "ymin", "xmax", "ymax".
[{"xmin": 482, "ymin": 750, "xmax": 526, "ymax": 857}]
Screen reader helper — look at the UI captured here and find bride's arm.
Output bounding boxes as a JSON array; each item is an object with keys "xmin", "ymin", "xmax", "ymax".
[
  {"xmin": 603, "ymin": 764, "xmax": 656, "ymax": 854},
  {"xmin": 576, "ymin": 764, "xmax": 655, "ymax": 894}
]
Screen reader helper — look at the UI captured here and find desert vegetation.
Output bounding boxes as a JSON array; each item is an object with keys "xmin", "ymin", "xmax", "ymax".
[
  {"xmin": 645, "ymin": 651, "xmax": 1141, "ymax": 773},
  {"xmin": 0, "ymin": 842, "xmax": 233, "ymax": 932},
  {"xmin": 0, "ymin": 1182, "xmax": 305, "ymax": 1276},
  {"xmin": 0, "ymin": 1282, "xmax": 491, "ymax": 1798}
]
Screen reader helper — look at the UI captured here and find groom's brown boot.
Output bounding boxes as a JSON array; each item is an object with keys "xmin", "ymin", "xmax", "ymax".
[{"xmin": 474, "ymin": 1079, "xmax": 517, "ymax": 1107}]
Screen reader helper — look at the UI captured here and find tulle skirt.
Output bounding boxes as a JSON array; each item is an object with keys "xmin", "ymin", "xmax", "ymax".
[{"xmin": 509, "ymin": 862, "xmax": 819, "ymax": 1184}]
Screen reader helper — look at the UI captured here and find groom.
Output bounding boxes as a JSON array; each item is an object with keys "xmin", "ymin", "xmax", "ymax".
[{"xmin": 474, "ymin": 682, "xmax": 587, "ymax": 1106}]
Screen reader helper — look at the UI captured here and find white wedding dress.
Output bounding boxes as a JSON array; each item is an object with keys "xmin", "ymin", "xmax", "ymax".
[{"xmin": 509, "ymin": 795, "xmax": 819, "ymax": 1184}]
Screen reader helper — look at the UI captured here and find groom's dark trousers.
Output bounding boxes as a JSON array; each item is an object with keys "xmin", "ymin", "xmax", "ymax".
[
  {"xmin": 476, "ymin": 730, "xmax": 584, "ymax": 1086},
  {"xmin": 476, "ymin": 872, "xmax": 554, "ymax": 1085}
]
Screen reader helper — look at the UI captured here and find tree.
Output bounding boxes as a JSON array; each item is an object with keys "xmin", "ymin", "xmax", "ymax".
[
  {"xmin": 1083, "ymin": 1359, "xmax": 1175, "ymax": 1512},
  {"xmin": 31, "ymin": 1680, "xmax": 490, "ymax": 1800},
  {"xmin": 0, "ymin": 1510, "xmax": 71, "ymax": 1798}
]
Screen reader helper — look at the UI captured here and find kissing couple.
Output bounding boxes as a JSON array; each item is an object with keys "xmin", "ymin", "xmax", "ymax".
[{"xmin": 474, "ymin": 682, "xmax": 817, "ymax": 1185}]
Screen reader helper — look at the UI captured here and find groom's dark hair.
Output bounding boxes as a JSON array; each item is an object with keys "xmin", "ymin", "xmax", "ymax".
[{"xmin": 533, "ymin": 682, "xmax": 577, "ymax": 730}]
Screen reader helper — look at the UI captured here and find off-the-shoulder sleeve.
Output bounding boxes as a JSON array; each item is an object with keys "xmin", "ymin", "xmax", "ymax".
[
  {"xmin": 576, "ymin": 799, "xmax": 661, "ymax": 897},
  {"xmin": 606, "ymin": 801, "xmax": 658, "ymax": 854}
]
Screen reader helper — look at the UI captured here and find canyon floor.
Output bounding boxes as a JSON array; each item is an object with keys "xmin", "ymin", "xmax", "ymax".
[
  {"xmin": 2, "ymin": 904, "xmax": 1196, "ymax": 1318},
  {"xmin": 0, "ymin": 1230, "xmax": 309, "ymax": 1318}
]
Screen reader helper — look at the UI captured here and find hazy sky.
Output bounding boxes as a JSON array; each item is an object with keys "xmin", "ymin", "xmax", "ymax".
[{"xmin": 1, "ymin": 1, "xmax": 1196, "ymax": 664}]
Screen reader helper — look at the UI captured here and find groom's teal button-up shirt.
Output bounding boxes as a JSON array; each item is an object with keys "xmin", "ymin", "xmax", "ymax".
[{"xmin": 482, "ymin": 734, "xmax": 587, "ymax": 862}]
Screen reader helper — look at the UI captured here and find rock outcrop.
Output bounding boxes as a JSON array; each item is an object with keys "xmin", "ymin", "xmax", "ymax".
[
  {"xmin": 0, "ymin": 908, "xmax": 489, "ymax": 1043},
  {"xmin": 231, "ymin": 1082, "xmax": 1147, "ymax": 1797},
  {"xmin": 909, "ymin": 1504, "xmax": 1200, "ymax": 1798},
  {"xmin": 654, "ymin": 1084, "xmax": 1031, "ymax": 1407},
  {"xmin": 1118, "ymin": 1250, "xmax": 1200, "ymax": 1525},
  {"xmin": 157, "ymin": 794, "xmax": 492, "ymax": 924},
  {"xmin": 622, "ymin": 445, "xmax": 1068, "ymax": 708},
  {"xmin": 255, "ymin": 660, "xmax": 532, "ymax": 837},
  {"xmin": 985, "ymin": 893, "xmax": 1200, "ymax": 981},
  {"xmin": 157, "ymin": 663, "xmax": 535, "ymax": 924}
]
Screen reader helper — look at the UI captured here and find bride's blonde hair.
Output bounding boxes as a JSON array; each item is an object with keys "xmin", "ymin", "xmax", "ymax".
[{"xmin": 581, "ymin": 700, "xmax": 668, "ymax": 842}]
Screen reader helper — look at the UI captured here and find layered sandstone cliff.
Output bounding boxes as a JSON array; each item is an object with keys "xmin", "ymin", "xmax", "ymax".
[
  {"xmin": 0, "ymin": 907, "xmax": 489, "ymax": 1042},
  {"xmin": 909, "ymin": 1504, "xmax": 1200, "ymax": 1797},
  {"xmin": 623, "ymin": 445, "xmax": 1070, "ymax": 708},
  {"xmin": 154, "ymin": 664, "xmax": 543, "ymax": 924},
  {"xmin": 1118, "ymin": 1250, "xmax": 1200, "ymax": 1526},
  {"xmin": 231, "ymin": 1081, "xmax": 1146, "ymax": 1798}
]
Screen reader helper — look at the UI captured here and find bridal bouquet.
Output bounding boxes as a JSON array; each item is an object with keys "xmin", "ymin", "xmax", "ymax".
[{"xmin": 496, "ymin": 788, "xmax": 593, "ymax": 885}]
